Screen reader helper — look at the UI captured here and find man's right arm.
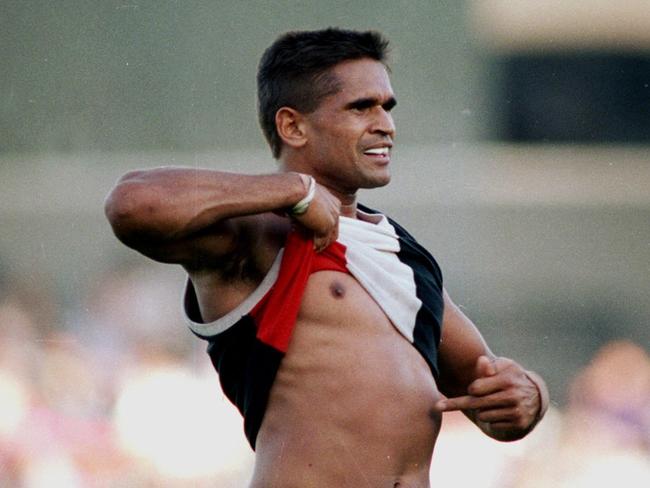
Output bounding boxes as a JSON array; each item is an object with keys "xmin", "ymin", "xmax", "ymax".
[{"xmin": 104, "ymin": 167, "xmax": 339, "ymax": 267}]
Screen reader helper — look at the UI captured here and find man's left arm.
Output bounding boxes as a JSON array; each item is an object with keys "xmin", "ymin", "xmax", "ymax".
[{"xmin": 435, "ymin": 289, "xmax": 549, "ymax": 442}]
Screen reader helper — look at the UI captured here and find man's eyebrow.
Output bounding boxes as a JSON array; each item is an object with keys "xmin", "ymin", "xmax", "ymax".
[
  {"xmin": 345, "ymin": 96, "xmax": 397, "ymax": 111},
  {"xmin": 383, "ymin": 97, "xmax": 397, "ymax": 111}
]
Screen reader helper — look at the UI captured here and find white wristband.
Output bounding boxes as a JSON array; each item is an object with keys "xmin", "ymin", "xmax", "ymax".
[{"xmin": 289, "ymin": 175, "xmax": 316, "ymax": 216}]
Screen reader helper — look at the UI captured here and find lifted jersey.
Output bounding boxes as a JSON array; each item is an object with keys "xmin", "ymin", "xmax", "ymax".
[{"xmin": 184, "ymin": 206, "xmax": 444, "ymax": 449}]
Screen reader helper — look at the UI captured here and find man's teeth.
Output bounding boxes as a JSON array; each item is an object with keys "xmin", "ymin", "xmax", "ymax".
[{"xmin": 364, "ymin": 147, "xmax": 389, "ymax": 155}]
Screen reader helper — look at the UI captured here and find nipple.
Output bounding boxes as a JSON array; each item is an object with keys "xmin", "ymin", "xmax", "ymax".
[{"xmin": 329, "ymin": 281, "xmax": 346, "ymax": 298}]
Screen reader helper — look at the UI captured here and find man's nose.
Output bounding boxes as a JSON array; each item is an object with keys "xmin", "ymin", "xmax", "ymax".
[{"xmin": 371, "ymin": 108, "xmax": 396, "ymax": 137}]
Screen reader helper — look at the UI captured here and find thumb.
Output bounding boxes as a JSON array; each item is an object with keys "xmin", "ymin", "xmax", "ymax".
[{"xmin": 476, "ymin": 355, "xmax": 497, "ymax": 378}]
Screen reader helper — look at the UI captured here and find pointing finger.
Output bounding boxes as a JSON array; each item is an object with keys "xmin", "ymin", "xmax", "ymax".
[
  {"xmin": 435, "ymin": 395, "xmax": 477, "ymax": 412},
  {"xmin": 435, "ymin": 391, "xmax": 513, "ymax": 412}
]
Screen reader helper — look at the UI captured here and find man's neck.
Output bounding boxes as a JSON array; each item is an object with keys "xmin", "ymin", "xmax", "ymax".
[
  {"xmin": 339, "ymin": 200, "xmax": 357, "ymax": 218},
  {"xmin": 316, "ymin": 182, "xmax": 358, "ymax": 218}
]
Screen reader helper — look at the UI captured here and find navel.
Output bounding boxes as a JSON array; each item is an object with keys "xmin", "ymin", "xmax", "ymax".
[{"xmin": 329, "ymin": 280, "xmax": 346, "ymax": 298}]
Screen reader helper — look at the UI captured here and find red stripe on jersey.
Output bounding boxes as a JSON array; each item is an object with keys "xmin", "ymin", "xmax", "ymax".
[{"xmin": 251, "ymin": 230, "xmax": 349, "ymax": 352}]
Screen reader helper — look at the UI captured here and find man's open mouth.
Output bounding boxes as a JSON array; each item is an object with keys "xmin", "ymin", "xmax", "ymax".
[{"xmin": 363, "ymin": 147, "xmax": 390, "ymax": 156}]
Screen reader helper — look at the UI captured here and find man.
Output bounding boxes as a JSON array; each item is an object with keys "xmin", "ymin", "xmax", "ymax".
[{"xmin": 105, "ymin": 28, "xmax": 548, "ymax": 487}]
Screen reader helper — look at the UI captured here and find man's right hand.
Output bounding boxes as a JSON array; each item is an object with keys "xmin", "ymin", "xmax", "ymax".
[{"xmin": 292, "ymin": 182, "xmax": 341, "ymax": 252}]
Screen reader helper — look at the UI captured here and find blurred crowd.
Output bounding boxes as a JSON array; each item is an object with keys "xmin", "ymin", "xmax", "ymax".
[{"xmin": 0, "ymin": 263, "xmax": 648, "ymax": 487}]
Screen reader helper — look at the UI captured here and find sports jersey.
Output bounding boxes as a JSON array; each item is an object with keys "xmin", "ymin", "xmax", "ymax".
[{"xmin": 184, "ymin": 206, "xmax": 444, "ymax": 449}]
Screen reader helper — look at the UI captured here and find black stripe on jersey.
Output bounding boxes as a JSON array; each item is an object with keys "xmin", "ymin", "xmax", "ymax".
[{"xmin": 359, "ymin": 204, "xmax": 445, "ymax": 379}]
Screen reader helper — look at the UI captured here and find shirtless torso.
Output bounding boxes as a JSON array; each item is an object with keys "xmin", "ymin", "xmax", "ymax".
[
  {"xmin": 188, "ymin": 212, "xmax": 441, "ymax": 487},
  {"xmin": 252, "ymin": 270, "xmax": 441, "ymax": 487}
]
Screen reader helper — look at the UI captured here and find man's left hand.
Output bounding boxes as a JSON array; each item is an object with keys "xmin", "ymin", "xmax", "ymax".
[{"xmin": 435, "ymin": 356, "xmax": 544, "ymax": 441}]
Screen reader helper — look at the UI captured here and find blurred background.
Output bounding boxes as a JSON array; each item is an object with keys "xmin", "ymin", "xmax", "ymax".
[{"xmin": 1, "ymin": 1, "xmax": 649, "ymax": 486}]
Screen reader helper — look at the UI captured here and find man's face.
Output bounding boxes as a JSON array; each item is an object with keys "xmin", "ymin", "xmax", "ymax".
[{"xmin": 301, "ymin": 58, "xmax": 396, "ymax": 194}]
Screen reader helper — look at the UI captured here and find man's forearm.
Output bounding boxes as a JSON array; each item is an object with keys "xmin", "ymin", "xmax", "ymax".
[{"xmin": 104, "ymin": 167, "xmax": 307, "ymax": 244}]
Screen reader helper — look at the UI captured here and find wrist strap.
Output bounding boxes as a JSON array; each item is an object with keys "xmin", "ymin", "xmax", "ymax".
[{"xmin": 289, "ymin": 175, "xmax": 316, "ymax": 216}]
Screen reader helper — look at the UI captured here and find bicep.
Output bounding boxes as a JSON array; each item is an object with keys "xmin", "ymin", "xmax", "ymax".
[{"xmin": 437, "ymin": 288, "xmax": 495, "ymax": 397}]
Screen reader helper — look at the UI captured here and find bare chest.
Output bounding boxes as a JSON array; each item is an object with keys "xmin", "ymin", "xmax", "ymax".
[{"xmin": 278, "ymin": 270, "xmax": 441, "ymax": 412}]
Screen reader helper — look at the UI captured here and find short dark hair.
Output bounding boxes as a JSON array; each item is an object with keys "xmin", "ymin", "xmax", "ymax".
[{"xmin": 257, "ymin": 28, "xmax": 390, "ymax": 159}]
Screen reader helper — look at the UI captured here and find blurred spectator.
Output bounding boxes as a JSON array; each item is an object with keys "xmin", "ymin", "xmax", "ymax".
[
  {"xmin": 509, "ymin": 340, "xmax": 650, "ymax": 487},
  {"xmin": 567, "ymin": 340, "xmax": 650, "ymax": 450}
]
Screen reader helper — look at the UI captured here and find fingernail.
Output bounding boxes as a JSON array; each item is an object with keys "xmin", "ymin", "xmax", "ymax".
[{"xmin": 437, "ymin": 400, "xmax": 448, "ymax": 409}]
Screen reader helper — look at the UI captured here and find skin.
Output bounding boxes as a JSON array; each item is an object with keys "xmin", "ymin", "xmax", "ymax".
[{"xmin": 105, "ymin": 57, "xmax": 546, "ymax": 487}]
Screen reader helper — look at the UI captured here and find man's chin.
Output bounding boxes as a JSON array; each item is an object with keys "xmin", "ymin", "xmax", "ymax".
[
  {"xmin": 363, "ymin": 171, "xmax": 391, "ymax": 189},
  {"xmin": 368, "ymin": 169, "xmax": 390, "ymax": 188}
]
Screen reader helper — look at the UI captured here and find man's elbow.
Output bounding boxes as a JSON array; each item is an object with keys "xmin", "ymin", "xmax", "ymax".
[{"xmin": 104, "ymin": 171, "xmax": 153, "ymax": 244}]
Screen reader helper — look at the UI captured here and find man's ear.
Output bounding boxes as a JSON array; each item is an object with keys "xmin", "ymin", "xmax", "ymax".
[{"xmin": 275, "ymin": 107, "xmax": 308, "ymax": 150}]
